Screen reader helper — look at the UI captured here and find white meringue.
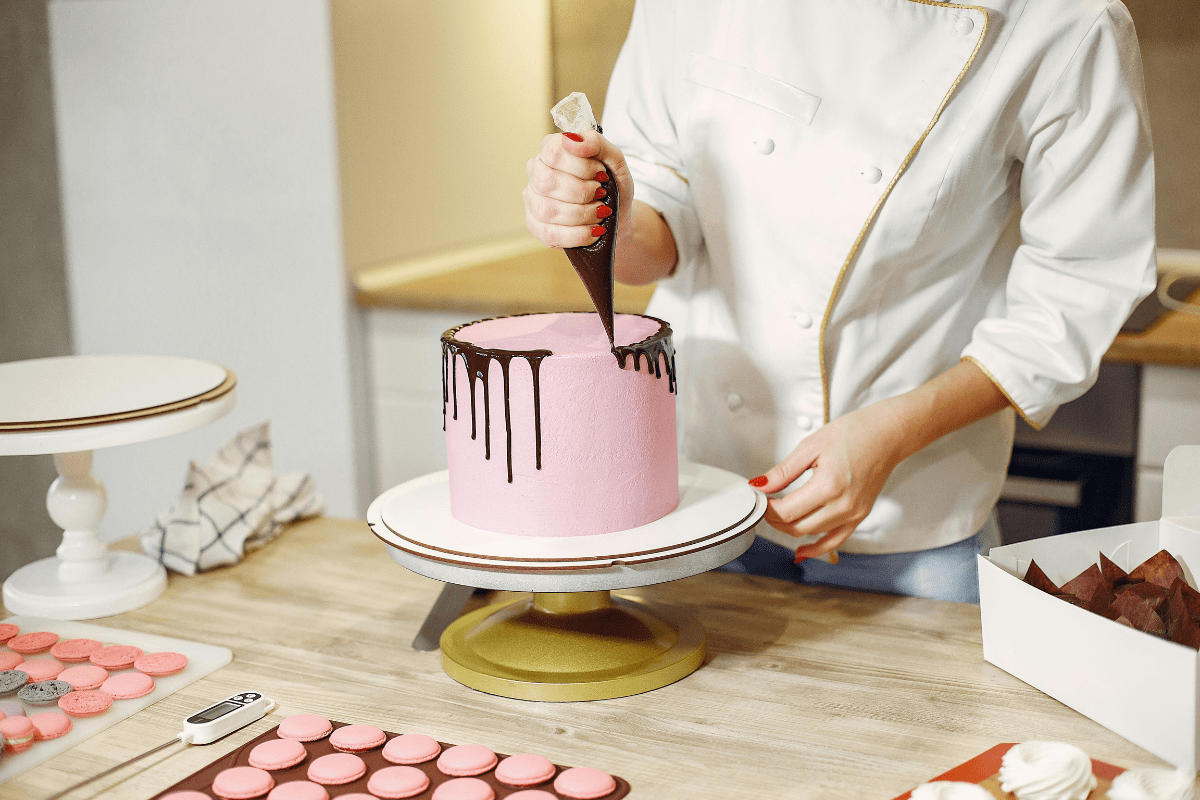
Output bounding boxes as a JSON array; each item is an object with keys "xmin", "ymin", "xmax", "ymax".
[
  {"xmin": 998, "ymin": 741, "xmax": 1097, "ymax": 800},
  {"xmin": 910, "ymin": 781, "xmax": 994, "ymax": 800},
  {"xmin": 1108, "ymin": 767, "xmax": 1196, "ymax": 800}
]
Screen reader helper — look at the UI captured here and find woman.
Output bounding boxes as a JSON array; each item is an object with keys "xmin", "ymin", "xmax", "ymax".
[{"xmin": 522, "ymin": 0, "xmax": 1156, "ymax": 601}]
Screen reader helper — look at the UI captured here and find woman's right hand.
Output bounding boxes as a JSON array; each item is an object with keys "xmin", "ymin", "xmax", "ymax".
[{"xmin": 523, "ymin": 130, "xmax": 634, "ymax": 250}]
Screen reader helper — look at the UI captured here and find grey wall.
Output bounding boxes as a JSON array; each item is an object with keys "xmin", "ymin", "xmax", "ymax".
[{"xmin": 0, "ymin": 1, "xmax": 72, "ymax": 580}]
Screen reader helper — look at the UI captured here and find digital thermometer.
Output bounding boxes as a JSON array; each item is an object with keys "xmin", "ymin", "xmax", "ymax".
[
  {"xmin": 43, "ymin": 691, "xmax": 276, "ymax": 800},
  {"xmin": 183, "ymin": 691, "xmax": 275, "ymax": 745}
]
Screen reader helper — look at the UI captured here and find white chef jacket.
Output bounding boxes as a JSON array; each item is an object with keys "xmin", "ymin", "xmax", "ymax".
[{"xmin": 603, "ymin": 0, "xmax": 1157, "ymax": 553}]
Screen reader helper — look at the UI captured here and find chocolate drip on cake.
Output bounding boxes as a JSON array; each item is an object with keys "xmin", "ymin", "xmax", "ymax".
[
  {"xmin": 613, "ymin": 317, "xmax": 677, "ymax": 395},
  {"xmin": 565, "ymin": 160, "xmax": 618, "ymax": 348},
  {"xmin": 442, "ymin": 314, "xmax": 674, "ymax": 483},
  {"xmin": 442, "ymin": 324, "xmax": 550, "ymax": 483}
]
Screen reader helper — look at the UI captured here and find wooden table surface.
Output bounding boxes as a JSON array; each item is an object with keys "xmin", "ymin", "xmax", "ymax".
[{"xmin": 1, "ymin": 517, "xmax": 1180, "ymax": 800}]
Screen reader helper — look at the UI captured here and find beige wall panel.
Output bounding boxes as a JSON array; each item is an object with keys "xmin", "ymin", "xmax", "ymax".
[
  {"xmin": 550, "ymin": 0, "xmax": 635, "ymax": 123},
  {"xmin": 1109, "ymin": 0, "xmax": 1199, "ymax": 250},
  {"xmin": 332, "ymin": 0, "xmax": 552, "ymax": 274}
]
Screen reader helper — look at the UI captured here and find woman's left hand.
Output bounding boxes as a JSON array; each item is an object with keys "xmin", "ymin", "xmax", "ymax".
[
  {"xmin": 751, "ymin": 359, "xmax": 1011, "ymax": 560},
  {"xmin": 755, "ymin": 401, "xmax": 908, "ymax": 559}
]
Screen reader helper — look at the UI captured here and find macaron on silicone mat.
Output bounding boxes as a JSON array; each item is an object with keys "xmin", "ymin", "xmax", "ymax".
[
  {"xmin": 149, "ymin": 718, "xmax": 631, "ymax": 799},
  {"xmin": 0, "ymin": 615, "xmax": 232, "ymax": 783}
]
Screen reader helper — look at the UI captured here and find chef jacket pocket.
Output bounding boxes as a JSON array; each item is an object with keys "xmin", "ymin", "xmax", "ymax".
[{"xmin": 685, "ymin": 53, "xmax": 821, "ymax": 125}]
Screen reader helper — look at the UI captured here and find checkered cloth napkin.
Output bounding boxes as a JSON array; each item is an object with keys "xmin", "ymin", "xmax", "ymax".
[{"xmin": 139, "ymin": 421, "xmax": 324, "ymax": 575}]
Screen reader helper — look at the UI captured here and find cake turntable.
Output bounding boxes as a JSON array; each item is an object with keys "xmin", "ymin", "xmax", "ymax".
[
  {"xmin": 367, "ymin": 461, "xmax": 766, "ymax": 701},
  {"xmin": 0, "ymin": 355, "xmax": 236, "ymax": 619}
]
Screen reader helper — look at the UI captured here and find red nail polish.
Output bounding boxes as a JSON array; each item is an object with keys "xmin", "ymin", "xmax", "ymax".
[
  {"xmin": 596, "ymin": 205, "xmax": 612, "ymax": 219},
  {"xmin": 794, "ymin": 553, "xmax": 808, "ymax": 564},
  {"xmin": 593, "ymin": 187, "xmax": 607, "ymax": 200},
  {"xmin": 563, "ymin": 132, "xmax": 584, "ymax": 142},
  {"xmin": 595, "ymin": 171, "xmax": 609, "ymax": 182},
  {"xmin": 749, "ymin": 475, "xmax": 768, "ymax": 488},
  {"xmin": 590, "ymin": 225, "xmax": 607, "ymax": 237}
]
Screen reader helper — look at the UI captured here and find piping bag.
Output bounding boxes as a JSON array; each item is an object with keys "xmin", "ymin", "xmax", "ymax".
[{"xmin": 553, "ymin": 92, "xmax": 618, "ymax": 348}]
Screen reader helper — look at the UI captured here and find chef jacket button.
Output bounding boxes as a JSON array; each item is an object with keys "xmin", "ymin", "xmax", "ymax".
[
  {"xmin": 791, "ymin": 311, "xmax": 813, "ymax": 329},
  {"xmin": 726, "ymin": 391, "xmax": 744, "ymax": 410},
  {"xmin": 955, "ymin": 16, "xmax": 974, "ymax": 35},
  {"xmin": 795, "ymin": 415, "xmax": 814, "ymax": 431},
  {"xmin": 862, "ymin": 166, "xmax": 883, "ymax": 184},
  {"xmin": 755, "ymin": 138, "xmax": 775, "ymax": 155}
]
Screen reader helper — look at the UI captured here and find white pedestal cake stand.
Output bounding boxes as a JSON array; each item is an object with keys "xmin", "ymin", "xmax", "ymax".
[
  {"xmin": 367, "ymin": 461, "xmax": 766, "ymax": 701},
  {"xmin": 0, "ymin": 355, "xmax": 236, "ymax": 619}
]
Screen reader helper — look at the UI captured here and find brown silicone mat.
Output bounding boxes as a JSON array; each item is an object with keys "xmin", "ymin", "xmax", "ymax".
[
  {"xmin": 891, "ymin": 743, "xmax": 1125, "ymax": 800},
  {"xmin": 150, "ymin": 718, "xmax": 631, "ymax": 799}
]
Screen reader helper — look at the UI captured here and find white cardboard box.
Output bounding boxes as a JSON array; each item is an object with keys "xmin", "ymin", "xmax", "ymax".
[{"xmin": 979, "ymin": 445, "xmax": 1200, "ymax": 771}]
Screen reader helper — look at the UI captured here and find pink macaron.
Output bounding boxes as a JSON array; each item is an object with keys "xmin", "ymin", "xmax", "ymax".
[
  {"xmin": 436, "ymin": 744, "xmax": 498, "ymax": 777},
  {"xmin": 29, "ymin": 710, "xmax": 73, "ymax": 741},
  {"xmin": 329, "ymin": 723, "xmax": 387, "ymax": 753},
  {"xmin": 212, "ymin": 766, "xmax": 276, "ymax": 800},
  {"xmin": 0, "ymin": 716, "xmax": 36, "ymax": 753},
  {"xmin": 382, "ymin": 732, "xmax": 442, "ymax": 765},
  {"xmin": 58, "ymin": 664, "xmax": 110, "ymax": 691},
  {"xmin": 0, "ymin": 623, "xmax": 19, "ymax": 644},
  {"xmin": 133, "ymin": 651, "xmax": 188, "ymax": 676},
  {"xmin": 249, "ymin": 738, "xmax": 309, "ymax": 771},
  {"xmin": 504, "ymin": 792, "xmax": 559, "ymax": 800},
  {"xmin": 266, "ymin": 781, "xmax": 329, "ymax": 800},
  {"xmin": 89, "ymin": 645, "xmax": 143, "ymax": 670},
  {"xmin": 58, "ymin": 690, "xmax": 113, "ymax": 718},
  {"xmin": 7, "ymin": 631, "xmax": 59, "ymax": 655},
  {"xmin": 0, "ymin": 652, "xmax": 23, "ymax": 671},
  {"xmin": 431, "ymin": 777, "xmax": 495, "ymax": 800},
  {"xmin": 16, "ymin": 658, "xmax": 63, "ymax": 682},
  {"xmin": 496, "ymin": 753, "xmax": 556, "ymax": 787},
  {"xmin": 277, "ymin": 714, "xmax": 333, "ymax": 742},
  {"xmin": 367, "ymin": 765, "xmax": 431, "ymax": 799},
  {"xmin": 50, "ymin": 639, "xmax": 104, "ymax": 663},
  {"xmin": 101, "ymin": 671, "xmax": 155, "ymax": 699},
  {"xmin": 553, "ymin": 767, "xmax": 617, "ymax": 799},
  {"xmin": 160, "ymin": 793, "xmax": 214, "ymax": 800},
  {"xmin": 306, "ymin": 753, "xmax": 367, "ymax": 785}
]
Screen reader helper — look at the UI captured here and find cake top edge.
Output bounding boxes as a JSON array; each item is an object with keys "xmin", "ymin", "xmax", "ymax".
[{"xmin": 443, "ymin": 312, "xmax": 671, "ymax": 357}]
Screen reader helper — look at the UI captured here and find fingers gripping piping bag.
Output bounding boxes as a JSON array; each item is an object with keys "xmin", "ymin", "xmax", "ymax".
[{"xmin": 552, "ymin": 92, "xmax": 618, "ymax": 349}]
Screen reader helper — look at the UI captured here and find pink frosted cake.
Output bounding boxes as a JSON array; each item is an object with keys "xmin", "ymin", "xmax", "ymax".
[{"xmin": 442, "ymin": 312, "xmax": 678, "ymax": 536}]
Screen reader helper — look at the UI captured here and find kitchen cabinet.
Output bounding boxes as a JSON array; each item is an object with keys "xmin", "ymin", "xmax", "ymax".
[{"xmin": 1135, "ymin": 364, "xmax": 1200, "ymax": 521}]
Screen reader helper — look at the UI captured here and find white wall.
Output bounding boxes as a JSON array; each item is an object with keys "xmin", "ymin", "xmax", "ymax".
[{"xmin": 48, "ymin": 0, "xmax": 373, "ymax": 541}]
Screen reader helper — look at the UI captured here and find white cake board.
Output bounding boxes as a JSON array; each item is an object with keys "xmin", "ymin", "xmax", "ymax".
[
  {"xmin": 368, "ymin": 462, "xmax": 766, "ymax": 592},
  {"xmin": 0, "ymin": 615, "xmax": 233, "ymax": 783},
  {"xmin": 0, "ymin": 355, "xmax": 236, "ymax": 619}
]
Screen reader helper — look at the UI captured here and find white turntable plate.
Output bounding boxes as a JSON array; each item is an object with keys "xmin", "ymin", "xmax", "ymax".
[
  {"xmin": 371, "ymin": 461, "xmax": 757, "ymax": 567},
  {"xmin": 368, "ymin": 462, "xmax": 766, "ymax": 591},
  {"xmin": 0, "ymin": 355, "xmax": 229, "ymax": 427}
]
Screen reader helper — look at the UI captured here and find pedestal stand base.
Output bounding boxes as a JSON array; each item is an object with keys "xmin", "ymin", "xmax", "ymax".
[
  {"xmin": 440, "ymin": 591, "xmax": 705, "ymax": 702},
  {"xmin": 2, "ymin": 551, "xmax": 167, "ymax": 620}
]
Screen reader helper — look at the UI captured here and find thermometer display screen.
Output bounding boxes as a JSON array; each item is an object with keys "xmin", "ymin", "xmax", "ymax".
[{"xmin": 189, "ymin": 701, "xmax": 241, "ymax": 724}]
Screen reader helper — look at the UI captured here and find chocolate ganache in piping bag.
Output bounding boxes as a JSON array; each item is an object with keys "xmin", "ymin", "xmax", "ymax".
[
  {"xmin": 566, "ymin": 156, "xmax": 618, "ymax": 349},
  {"xmin": 552, "ymin": 91, "xmax": 618, "ymax": 351}
]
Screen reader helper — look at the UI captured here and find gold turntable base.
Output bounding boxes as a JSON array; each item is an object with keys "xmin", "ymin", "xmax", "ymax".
[{"xmin": 439, "ymin": 591, "xmax": 706, "ymax": 702}]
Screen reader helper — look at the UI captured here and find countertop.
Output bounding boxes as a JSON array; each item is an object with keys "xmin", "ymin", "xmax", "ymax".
[
  {"xmin": 355, "ymin": 255, "xmax": 1200, "ymax": 369},
  {"xmin": 2, "ymin": 517, "xmax": 1177, "ymax": 799}
]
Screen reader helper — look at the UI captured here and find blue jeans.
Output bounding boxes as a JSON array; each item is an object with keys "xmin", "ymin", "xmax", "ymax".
[{"xmin": 718, "ymin": 514, "xmax": 999, "ymax": 603}]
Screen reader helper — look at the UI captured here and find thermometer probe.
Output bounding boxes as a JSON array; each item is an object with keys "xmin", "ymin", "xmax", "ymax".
[{"xmin": 43, "ymin": 691, "xmax": 275, "ymax": 800}]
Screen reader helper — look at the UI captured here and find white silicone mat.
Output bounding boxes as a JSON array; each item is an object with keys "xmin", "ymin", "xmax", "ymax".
[{"xmin": 0, "ymin": 616, "xmax": 232, "ymax": 782}]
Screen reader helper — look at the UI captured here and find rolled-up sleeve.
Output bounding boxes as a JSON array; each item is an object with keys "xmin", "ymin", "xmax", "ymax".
[
  {"xmin": 603, "ymin": 0, "xmax": 705, "ymax": 275},
  {"xmin": 961, "ymin": 1, "xmax": 1156, "ymax": 428}
]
